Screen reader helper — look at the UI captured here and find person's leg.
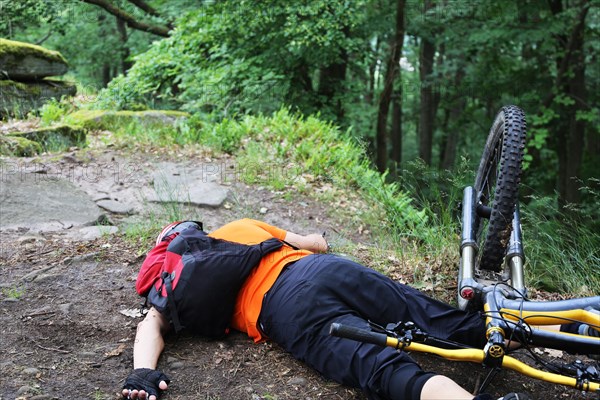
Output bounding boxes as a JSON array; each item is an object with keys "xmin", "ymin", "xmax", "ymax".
[
  {"xmin": 260, "ymin": 255, "xmax": 478, "ymax": 399},
  {"xmin": 281, "ymin": 254, "xmax": 487, "ymax": 347},
  {"xmin": 419, "ymin": 376, "xmax": 473, "ymax": 399}
]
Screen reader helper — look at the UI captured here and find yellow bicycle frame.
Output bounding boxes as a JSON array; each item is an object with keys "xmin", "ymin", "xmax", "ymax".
[{"xmin": 383, "ymin": 338, "xmax": 600, "ymax": 392}]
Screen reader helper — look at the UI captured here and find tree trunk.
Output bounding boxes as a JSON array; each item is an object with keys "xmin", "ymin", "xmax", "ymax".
[
  {"xmin": 376, "ymin": 0, "xmax": 405, "ymax": 173},
  {"xmin": 558, "ymin": 8, "xmax": 586, "ymax": 206},
  {"xmin": 318, "ymin": 56, "xmax": 348, "ymax": 121},
  {"xmin": 548, "ymin": 1, "xmax": 589, "ymax": 207},
  {"xmin": 365, "ymin": 36, "xmax": 380, "ymax": 105},
  {"xmin": 391, "ymin": 90, "xmax": 402, "ymax": 170},
  {"xmin": 291, "ymin": 61, "xmax": 313, "ymax": 94},
  {"xmin": 440, "ymin": 67, "xmax": 465, "ymax": 169},
  {"xmin": 116, "ymin": 17, "xmax": 132, "ymax": 74},
  {"xmin": 418, "ymin": 0, "xmax": 436, "ymax": 165}
]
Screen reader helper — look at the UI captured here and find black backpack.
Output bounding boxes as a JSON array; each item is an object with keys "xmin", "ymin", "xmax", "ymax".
[{"xmin": 145, "ymin": 225, "xmax": 283, "ymax": 337}]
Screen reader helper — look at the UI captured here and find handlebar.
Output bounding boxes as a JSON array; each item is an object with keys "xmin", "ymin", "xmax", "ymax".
[
  {"xmin": 330, "ymin": 323, "xmax": 600, "ymax": 393},
  {"xmin": 329, "ymin": 323, "xmax": 390, "ymax": 347}
]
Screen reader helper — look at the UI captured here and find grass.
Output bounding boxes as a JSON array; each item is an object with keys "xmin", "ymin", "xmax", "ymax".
[
  {"xmin": 122, "ymin": 196, "xmax": 204, "ymax": 254},
  {"xmin": 521, "ymin": 196, "xmax": 600, "ymax": 296},
  {"xmin": 198, "ymin": 109, "xmax": 429, "ymax": 239},
  {"xmin": 1, "ymin": 284, "xmax": 26, "ymax": 300}
]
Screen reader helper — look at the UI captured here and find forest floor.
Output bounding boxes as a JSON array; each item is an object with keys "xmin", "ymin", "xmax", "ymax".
[{"xmin": 0, "ymin": 140, "xmax": 594, "ymax": 400}]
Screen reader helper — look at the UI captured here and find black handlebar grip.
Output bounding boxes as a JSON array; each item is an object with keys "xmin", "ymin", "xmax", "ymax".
[{"xmin": 329, "ymin": 323, "xmax": 389, "ymax": 347}]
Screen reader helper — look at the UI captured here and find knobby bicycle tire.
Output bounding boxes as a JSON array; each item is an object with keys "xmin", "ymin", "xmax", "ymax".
[{"xmin": 474, "ymin": 106, "xmax": 526, "ymax": 272}]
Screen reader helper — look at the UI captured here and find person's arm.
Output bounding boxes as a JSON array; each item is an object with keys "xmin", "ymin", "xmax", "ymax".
[
  {"xmin": 122, "ymin": 307, "xmax": 171, "ymax": 400},
  {"xmin": 133, "ymin": 307, "xmax": 170, "ymax": 368},
  {"xmin": 284, "ymin": 231, "xmax": 329, "ymax": 253}
]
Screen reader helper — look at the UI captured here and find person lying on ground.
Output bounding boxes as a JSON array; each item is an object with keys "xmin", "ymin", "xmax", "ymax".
[{"xmin": 121, "ymin": 219, "xmax": 595, "ymax": 400}]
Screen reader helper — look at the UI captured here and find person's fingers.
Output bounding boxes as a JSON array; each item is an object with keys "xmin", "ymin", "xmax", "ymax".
[{"xmin": 123, "ymin": 381, "xmax": 167, "ymax": 400}]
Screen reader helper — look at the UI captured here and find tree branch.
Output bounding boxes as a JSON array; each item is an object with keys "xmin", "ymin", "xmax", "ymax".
[
  {"xmin": 81, "ymin": 0, "xmax": 170, "ymax": 37},
  {"xmin": 126, "ymin": 0, "xmax": 173, "ymax": 29},
  {"xmin": 127, "ymin": 0, "xmax": 160, "ymax": 17}
]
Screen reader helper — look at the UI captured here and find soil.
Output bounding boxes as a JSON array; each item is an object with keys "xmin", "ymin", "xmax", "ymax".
[{"xmin": 0, "ymin": 144, "xmax": 596, "ymax": 400}]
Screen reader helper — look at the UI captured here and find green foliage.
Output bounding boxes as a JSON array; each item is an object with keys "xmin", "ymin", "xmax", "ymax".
[
  {"xmin": 94, "ymin": 0, "xmax": 375, "ymax": 120},
  {"xmin": 39, "ymin": 99, "xmax": 70, "ymax": 126},
  {"xmin": 192, "ymin": 108, "xmax": 428, "ymax": 237},
  {"xmin": 522, "ymin": 196, "xmax": 600, "ymax": 295},
  {"xmin": 1, "ymin": 284, "xmax": 26, "ymax": 300},
  {"xmin": 0, "ymin": 0, "xmax": 63, "ymax": 37}
]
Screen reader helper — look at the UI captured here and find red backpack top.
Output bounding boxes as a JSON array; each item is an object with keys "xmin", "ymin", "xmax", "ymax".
[{"xmin": 136, "ymin": 222, "xmax": 283, "ymax": 337}]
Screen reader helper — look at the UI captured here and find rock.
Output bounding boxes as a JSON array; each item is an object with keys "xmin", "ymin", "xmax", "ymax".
[
  {"xmin": 16, "ymin": 385, "xmax": 33, "ymax": 395},
  {"xmin": 66, "ymin": 109, "xmax": 189, "ymax": 131},
  {"xmin": 2, "ymin": 297, "xmax": 20, "ymax": 303},
  {"xmin": 20, "ymin": 264, "xmax": 59, "ymax": 282},
  {"xmin": 23, "ymin": 367, "xmax": 40, "ymax": 375},
  {"xmin": 17, "ymin": 234, "xmax": 46, "ymax": 245},
  {"xmin": 96, "ymin": 199, "xmax": 134, "ymax": 215},
  {"xmin": 18, "ymin": 124, "xmax": 85, "ymax": 147},
  {"xmin": 0, "ymin": 173, "xmax": 104, "ymax": 232},
  {"xmin": 0, "ymin": 134, "xmax": 42, "ymax": 156},
  {"xmin": 58, "ymin": 303, "xmax": 72, "ymax": 314},
  {"xmin": 0, "ymin": 38, "xmax": 68, "ymax": 80},
  {"xmin": 147, "ymin": 162, "xmax": 229, "ymax": 208},
  {"xmin": 0, "ymin": 79, "xmax": 77, "ymax": 119},
  {"xmin": 2, "ymin": 124, "xmax": 86, "ymax": 155},
  {"xmin": 62, "ymin": 252, "xmax": 101, "ymax": 265},
  {"xmin": 74, "ymin": 225, "xmax": 119, "ymax": 240},
  {"xmin": 34, "ymin": 272, "xmax": 61, "ymax": 283},
  {"xmin": 169, "ymin": 361, "xmax": 185, "ymax": 370},
  {"xmin": 288, "ymin": 377, "xmax": 307, "ymax": 386}
]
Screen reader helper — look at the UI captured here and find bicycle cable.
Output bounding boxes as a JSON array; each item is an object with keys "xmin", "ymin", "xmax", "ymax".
[{"xmin": 485, "ymin": 284, "xmax": 600, "ymax": 379}]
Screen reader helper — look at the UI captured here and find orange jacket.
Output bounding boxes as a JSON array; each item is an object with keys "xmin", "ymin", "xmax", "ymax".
[{"xmin": 209, "ymin": 219, "xmax": 312, "ymax": 342}]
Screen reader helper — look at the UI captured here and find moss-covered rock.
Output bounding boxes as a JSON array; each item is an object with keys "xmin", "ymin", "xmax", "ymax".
[
  {"xmin": 0, "ymin": 79, "xmax": 77, "ymax": 118},
  {"xmin": 0, "ymin": 38, "xmax": 68, "ymax": 80},
  {"xmin": 0, "ymin": 125, "xmax": 86, "ymax": 156},
  {"xmin": 20, "ymin": 124, "xmax": 86, "ymax": 147},
  {"xmin": 66, "ymin": 109, "xmax": 189, "ymax": 130},
  {"xmin": 0, "ymin": 134, "xmax": 43, "ymax": 156}
]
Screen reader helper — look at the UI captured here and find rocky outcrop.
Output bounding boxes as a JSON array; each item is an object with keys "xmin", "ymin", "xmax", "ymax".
[
  {"xmin": 0, "ymin": 124, "xmax": 86, "ymax": 156},
  {"xmin": 0, "ymin": 79, "xmax": 77, "ymax": 116},
  {"xmin": 0, "ymin": 38, "xmax": 68, "ymax": 79},
  {"xmin": 67, "ymin": 109, "xmax": 190, "ymax": 130},
  {"xmin": 0, "ymin": 39, "xmax": 76, "ymax": 118}
]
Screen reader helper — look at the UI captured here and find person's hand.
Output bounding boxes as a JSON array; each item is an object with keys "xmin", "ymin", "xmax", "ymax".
[{"xmin": 122, "ymin": 368, "xmax": 170, "ymax": 400}]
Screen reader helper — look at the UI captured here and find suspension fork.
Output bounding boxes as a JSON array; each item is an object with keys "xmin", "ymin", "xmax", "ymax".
[
  {"xmin": 458, "ymin": 186, "xmax": 481, "ymax": 302},
  {"xmin": 506, "ymin": 205, "xmax": 526, "ymax": 298}
]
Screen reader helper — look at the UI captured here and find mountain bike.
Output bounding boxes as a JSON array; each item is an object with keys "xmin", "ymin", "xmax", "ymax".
[{"xmin": 330, "ymin": 106, "xmax": 600, "ymax": 395}]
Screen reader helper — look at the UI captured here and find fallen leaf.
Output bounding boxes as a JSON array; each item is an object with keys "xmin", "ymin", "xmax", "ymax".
[
  {"xmin": 104, "ymin": 344, "xmax": 126, "ymax": 358},
  {"xmin": 119, "ymin": 308, "xmax": 142, "ymax": 318}
]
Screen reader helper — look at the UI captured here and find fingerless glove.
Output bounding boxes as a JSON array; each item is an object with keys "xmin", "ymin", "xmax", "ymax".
[{"xmin": 123, "ymin": 368, "xmax": 170, "ymax": 398}]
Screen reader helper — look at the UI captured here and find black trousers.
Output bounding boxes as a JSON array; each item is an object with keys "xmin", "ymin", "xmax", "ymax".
[{"xmin": 258, "ymin": 254, "xmax": 485, "ymax": 399}]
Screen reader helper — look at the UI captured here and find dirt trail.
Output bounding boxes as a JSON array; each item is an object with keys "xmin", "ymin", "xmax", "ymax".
[{"xmin": 0, "ymin": 148, "xmax": 591, "ymax": 399}]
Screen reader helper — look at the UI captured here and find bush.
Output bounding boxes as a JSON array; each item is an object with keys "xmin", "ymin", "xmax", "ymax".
[{"xmin": 193, "ymin": 109, "xmax": 428, "ymax": 237}]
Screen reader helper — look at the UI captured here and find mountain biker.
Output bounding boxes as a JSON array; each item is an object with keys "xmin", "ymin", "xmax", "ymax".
[{"xmin": 122, "ymin": 218, "xmax": 535, "ymax": 400}]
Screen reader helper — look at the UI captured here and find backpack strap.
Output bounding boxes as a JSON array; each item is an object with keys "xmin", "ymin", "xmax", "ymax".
[{"xmin": 162, "ymin": 271, "xmax": 184, "ymax": 333}]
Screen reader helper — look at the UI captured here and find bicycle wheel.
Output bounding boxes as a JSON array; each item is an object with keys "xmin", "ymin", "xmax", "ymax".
[{"xmin": 474, "ymin": 105, "xmax": 526, "ymax": 272}]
